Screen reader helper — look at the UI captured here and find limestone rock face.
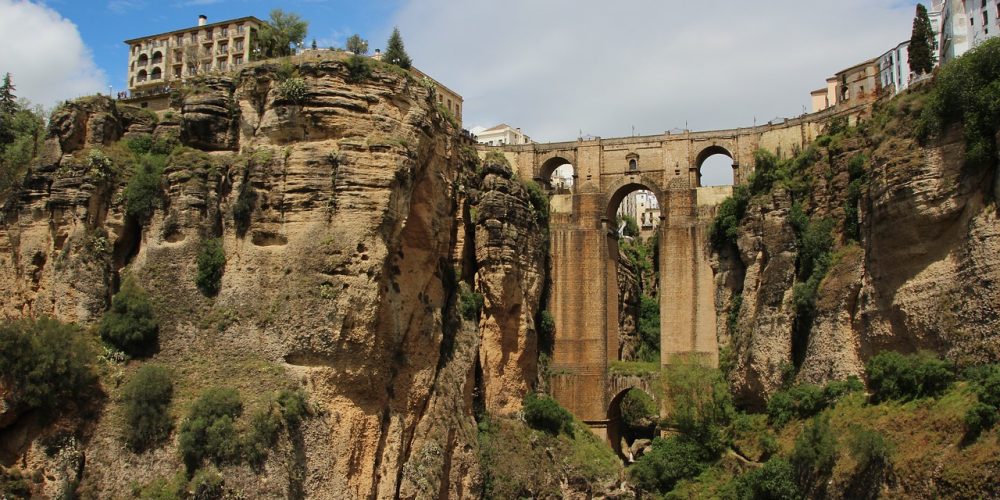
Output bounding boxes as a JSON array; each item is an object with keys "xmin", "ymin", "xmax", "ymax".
[
  {"xmin": 0, "ymin": 58, "xmax": 528, "ymax": 498},
  {"xmin": 718, "ymin": 122, "xmax": 1000, "ymax": 406},
  {"xmin": 473, "ymin": 160, "xmax": 546, "ymax": 415}
]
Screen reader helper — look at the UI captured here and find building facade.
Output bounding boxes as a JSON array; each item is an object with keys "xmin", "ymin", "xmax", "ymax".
[
  {"xmin": 878, "ymin": 41, "xmax": 912, "ymax": 95},
  {"xmin": 965, "ymin": 0, "xmax": 1000, "ymax": 49},
  {"xmin": 474, "ymin": 124, "xmax": 533, "ymax": 146},
  {"xmin": 124, "ymin": 15, "xmax": 264, "ymax": 95}
]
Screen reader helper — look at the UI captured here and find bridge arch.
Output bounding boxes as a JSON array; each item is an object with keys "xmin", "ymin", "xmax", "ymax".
[
  {"xmin": 695, "ymin": 145, "xmax": 736, "ymax": 187},
  {"xmin": 538, "ymin": 155, "xmax": 576, "ymax": 192},
  {"xmin": 604, "ymin": 175, "xmax": 665, "ymax": 226},
  {"xmin": 606, "ymin": 387, "xmax": 658, "ymax": 460}
]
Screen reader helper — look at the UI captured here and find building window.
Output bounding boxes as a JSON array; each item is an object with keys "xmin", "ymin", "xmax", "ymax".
[
  {"xmin": 235, "ymin": 40, "xmax": 244, "ymax": 52},
  {"xmin": 219, "ymin": 60, "xmax": 228, "ymax": 71},
  {"xmin": 176, "ymin": 34, "xmax": 184, "ymax": 45},
  {"xmin": 173, "ymin": 67, "xmax": 181, "ymax": 78},
  {"xmin": 187, "ymin": 64, "xmax": 197, "ymax": 76},
  {"xmin": 233, "ymin": 55, "xmax": 243, "ymax": 66},
  {"xmin": 220, "ymin": 27, "xmax": 228, "ymax": 37},
  {"xmin": 237, "ymin": 24, "xmax": 245, "ymax": 35},
  {"xmin": 191, "ymin": 33, "xmax": 198, "ymax": 43},
  {"xmin": 202, "ymin": 62, "xmax": 211, "ymax": 72},
  {"xmin": 151, "ymin": 67, "xmax": 162, "ymax": 80}
]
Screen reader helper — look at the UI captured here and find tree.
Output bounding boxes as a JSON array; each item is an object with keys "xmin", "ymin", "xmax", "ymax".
[
  {"xmin": 383, "ymin": 27, "xmax": 412, "ymax": 69},
  {"xmin": 310, "ymin": 38, "xmax": 317, "ymax": 50},
  {"xmin": 346, "ymin": 34, "xmax": 368, "ymax": 56},
  {"xmin": 0, "ymin": 73, "xmax": 16, "ymax": 115},
  {"xmin": 98, "ymin": 278, "xmax": 159, "ymax": 356},
  {"xmin": 255, "ymin": 9, "xmax": 309, "ymax": 59},
  {"xmin": 909, "ymin": 4, "xmax": 935, "ymax": 75}
]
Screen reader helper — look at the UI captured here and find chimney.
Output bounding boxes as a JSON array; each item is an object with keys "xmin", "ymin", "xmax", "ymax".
[{"xmin": 198, "ymin": 15, "xmax": 207, "ymax": 26}]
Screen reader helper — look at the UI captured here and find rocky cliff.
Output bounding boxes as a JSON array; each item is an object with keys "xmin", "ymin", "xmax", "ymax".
[
  {"xmin": 715, "ymin": 91, "xmax": 1000, "ymax": 408},
  {"xmin": 0, "ymin": 55, "xmax": 548, "ymax": 499}
]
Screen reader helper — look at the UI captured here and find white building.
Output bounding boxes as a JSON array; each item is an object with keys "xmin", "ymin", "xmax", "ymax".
[
  {"xmin": 878, "ymin": 41, "xmax": 912, "ymax": 95},
  {"xmin": 473, "ymin": 124, "xmax": 532, "ymax": 146},
  {"xmin": 965, "ymin": 0, "xmax": 1000, "ymax": 49},
  {"xmin": 937, "ymin": 0, "xmax": 971, "ymax": 63},
  {"xmin": 617, "ymin": 191, "xmax": 660, "ymax": 237}
]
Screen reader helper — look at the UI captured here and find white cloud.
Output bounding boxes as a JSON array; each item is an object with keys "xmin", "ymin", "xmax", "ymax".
[
  {"xmin": 391, "ymin": 0, "xmax": 917, "ymax": 142},
  {"xmin": 0, "ymin": 0, "xmax": 108, "ymax": 107}
]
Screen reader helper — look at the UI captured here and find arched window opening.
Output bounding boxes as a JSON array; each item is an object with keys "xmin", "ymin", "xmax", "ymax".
[
  {"xmin": 137, "ymin": 54, "xmax": 149, "ymax": 67},
  {"xmin": 629, "ymin": 159, "xmax": 637, "ymax": 171},
  {"xmin": 151, "ymin": 51, "xmax": 163, "ymax": 65},
  {"xmin": 611, "ymin": 186, "xmax": 661, "ymax": 365},
  {"xmin": 136, "ymin": 69, "xmax": 148, "ymax": 83},
  {"xmin": 150, "ymin": 67, "xmax": 162, "ymax": 80},
  {"xmin": 695, "ymin": 146, "xmax": 735, "ymax": 187},
  {"xmin": 540, "ymin": 156, "xmax": 575, "ymax": 194}
]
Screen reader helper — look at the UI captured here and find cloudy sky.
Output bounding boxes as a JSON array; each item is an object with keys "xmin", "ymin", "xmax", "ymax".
[{"xmin": 1, "ymin": 0, "xmax": 919, "ymax": 144}]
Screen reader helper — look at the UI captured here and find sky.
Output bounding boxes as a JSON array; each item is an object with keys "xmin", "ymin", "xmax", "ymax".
[{"xmin": 0, "ymin": 0, "xmax": 921, "ymax": 183}]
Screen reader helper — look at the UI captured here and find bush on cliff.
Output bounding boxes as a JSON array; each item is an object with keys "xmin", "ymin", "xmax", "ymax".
[
  {"xmin": 124, "ymin": 154, "xmax": 165, "ymax": 221},
  {"xmin": 963, "ymin": 364, "xmax": 1000, "ymax": 437},
  {"xmin": 122, "ymin": 364, "xmax": 173, "ymax": 451},
  {"xmin": 98, "ymin": 278, "xmax": 159, "ymax": 356},
  {"xmin": 195, "ymin": 238, "xmax": 226, "ymax": 296},
  {"xmin": 663, "ymin": 359, "xmax": 734, "ymax": 455},
  {"xmin": 523, "ymin": 392, "xmax": 573, "ymax": 435},
  {"xmin": 179, "ymin": 388, "xmax": 243, "ymax": 472},
  {"xmin": 919, "ymin": 37, "xmax": 1000, "ymax": 169},
  {"xmin": 767, "ymin": 377, "xmax": 864, "ymax": 427},
  {"xmin": 865, "ymin": 350, "xmax": 954, "ymax": 403},
  {"xmin": 630, "ymin": 436, "xmax": 710, "ymax": 494},
  {"xmin": 0, "ymin": 317, "xmax": 96, "ymax": 415},
  {"xmin": 620, "ymin": 388, "xmax": 657, "ymax": 429}
]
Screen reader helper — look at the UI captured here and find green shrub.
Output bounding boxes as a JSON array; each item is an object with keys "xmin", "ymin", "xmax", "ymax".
[
  {"xmin": 790, "ymin": 414, "xmax": 838, "ymax": 493},
  {"xmin": 636, "ymin": 295, "xmax": 660, "ymax": 362},
  {"xmin": 458, "ymin": 288, "xmax": 484, "ymax": 320},
  {"xmin": 767, "ymin": 377, "xmax": 863, "ymax": 427},
  {"xmin": 345, "ymin": 54, "xmax": 371, "ymax": 83},
  {"xmin": 619, "ymin": 388, "xmax": 657, "ymax": 429},
  {"xmin": 0, "ymin": 317, "xmax": 96, "ymax": 414},
  {"xmin": 178, "ymin": 388, "xmax": 243, "ymax": 472},
  {"xmin": 538, "ymin": 310, "xmax": 555, "ymax": 354},
  {"xmin": 98, "ymin": 278, "xmax": 159, "ymax": 356},
  {"xmin": 629, "ymin": 436, "xmax": 709, "ymax": 494},
  {"xmin": 243, "ymin": 389, "xmax": 309, "ymax": 467},
  {"xmin": 124, "ymin": 154, "xmax": 165, "ymax": 221},
  {"xmin": 847, "ymin": 427, "xmax": 893, "ymax": 475},
  {"xmin": 278, "ymin": 77, "xmax": 307, "ymax": 102},
  {"xmin": 190, "ymin": 466, "xmax": 223, "ymax": 499},
  {"xmin": 709, "ymin": 184, "xmax": 749, "ymax": 251},
  {"xmin": 276, "ymin": 389, "xmax": 308, "ymax": 429},
  {"xmin": 524, "ymin": 180, "xmax": 549, "ymax": 223},
  {"xmin": 919, "ymin": 37, "xmax": 1000, "ymax": 169},
  {"xmin": 137, "ymin": 471, "xmax": 187, "ymax": 499},
  {"xmin": 962, "ymin": 364, "xmax": 1000, "ymax": 437},
  {"xmin": 125, "ymin": 134, "xmax": 154, "ymax": 156},
  {"xmin": 730, "ymin": 457, "xmax": 801, "ymax": 500},
  {"xmin": 122, "ymin": 364, "xmax": 173, "ymax": 451},
  {"xmin": 195, "ymin": 238, "xmax": 226, "ymax": 296},
  {"xmin": 522, "ymin": 392, "xmax": 573, "ymax": 435},
  {"xmin": 663, "ymin": 359, "xmax": 734, "ymax": 456},
  {"xmin": 232, "ymin": 177, "xmax": 256, "ymax": 237},
  {"xmin": 865, "ymin": 351, "xmax": 955, "ymax": 403}
]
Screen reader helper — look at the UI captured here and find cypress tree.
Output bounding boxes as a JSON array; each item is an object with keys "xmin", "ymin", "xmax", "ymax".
[
  {"xmin": 384, "ymin": 27, "xmax": 412, "ymax": 70},
  {"xmin": 909, "ymin": 4, "xmax": 935, "ymax": 75},
  {"xmin": 0, "ymin": 73, "xmax": 16, "ymax": 115}
]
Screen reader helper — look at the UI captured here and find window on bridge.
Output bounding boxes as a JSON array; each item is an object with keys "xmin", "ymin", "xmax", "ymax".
[{"xmin": 696, "ymin": 146, "xmax": 736, "ymax": 187}]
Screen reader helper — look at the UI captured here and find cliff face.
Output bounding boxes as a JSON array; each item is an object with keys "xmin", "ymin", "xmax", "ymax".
[
  {"xmin": 717, "ymin": 99, "xmax": 1000, "ymax": 407},
  {"xmin": 0, "ymin": 57, "xmax": 544, "ymax": 499}
]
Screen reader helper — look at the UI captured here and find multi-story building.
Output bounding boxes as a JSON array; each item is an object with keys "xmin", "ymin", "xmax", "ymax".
[
  {"xmin": 616, "ymin": 191, "xmax": 660, "ymax": 238},
  {"xmin": 937, "ymin": 0, "xmax": 971, "ymax": 63},
  {"xmin": 809, "ymin": 58, "xmax": 880, "ymax": 112},
  {"xmin": 124, "ymin": 15, "xmax": 264, "ymax": 96},
  {"xmin": 965, "ymin": 0, "xmax": 1000, "ymax": 48},
  {"xmin": 473, "ymin": 124, "xmax": 532, "ymax": 146},
  {"xmin": 878, "ymin": 41, "xmax": 912, "ymax": 95}
]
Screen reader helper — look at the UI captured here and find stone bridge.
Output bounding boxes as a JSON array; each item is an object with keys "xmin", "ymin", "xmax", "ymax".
[{"xmin": 482, "ymin": 104, "xmax": 868, "ymax": 442}]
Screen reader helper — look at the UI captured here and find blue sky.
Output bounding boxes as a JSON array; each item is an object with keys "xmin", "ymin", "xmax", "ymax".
[{"xmin": 2, "ymin": 0, "xmax": 924, "ymax": 162}]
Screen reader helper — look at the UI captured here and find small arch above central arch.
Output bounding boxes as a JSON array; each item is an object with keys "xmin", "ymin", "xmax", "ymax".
[
  {"xmin": 695, "ymin": 145, "xmax": 736, "ymax": 187},
  {"xmin": 539, "ymin": 155, "xmax": 575, "ymax": 193}
]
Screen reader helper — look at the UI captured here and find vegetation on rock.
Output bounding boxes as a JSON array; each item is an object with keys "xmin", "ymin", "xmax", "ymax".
[
  {"xmin": 345, "ymin": 34, "xmax": 368, "ymax": 55},
  {"xmin": 122, "ymin": 364, "xmax": 173, "ymax": 451},
  {"xmin": 0, "ymin": 73, "xmax": 44, "ymax": 197},
  {"xmin": 0, "ymin": 317, "xmax": 96, "ymax": 415},
  {"xmin": 865, "ymin": 350, "xmax": 955, "ymax": 403},
  {"xmin": 255, "ymin": 9, "xmax": 308, "ymax": 59},
  {"xmin": 522, "ymin": 392, "xmax": 574, "ymax": 435},
  {"xmin": 195, "ymin": 238, "xmax": 226, "ymax": 296},
  {"xmin": 908, "ymin": 3, "xmax": 936, "ymax": 75},
  {"xmin": 98, "ymin": 278, "xmax": 159, "ymax": 356}
]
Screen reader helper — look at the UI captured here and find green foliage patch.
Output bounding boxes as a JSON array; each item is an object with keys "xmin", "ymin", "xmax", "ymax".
[
  {"xmin": 767, "ymin": 377, "xmax": 864, "ymax": 427},
  {"xmin": 98, "ymin": 278, "xmax": 159, "ymax": 356},
  {"xmin": 0, "ymin": 317, "xmax": 96, "ymax": 415},
  {"xmin": 179, "ymin": 388, "xmax": 243, "ymax": 472},
  {"xmin": 865, "ymin": 350, "xmax": 955, "ymax": 403},
  {"xmin": 195, "ymin": 238, "xmax": 226, "ymax": 296},
  {"xmin": 620, "ymin": 388, "xmax": 657, "ymax": 429},
  {"xmin": 122, "ymin": 364, "xmax": 173, "ymax": 452},
  {"xmin": 522, "ymin": 392, "xmax": 574, "ymax": 435}
]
